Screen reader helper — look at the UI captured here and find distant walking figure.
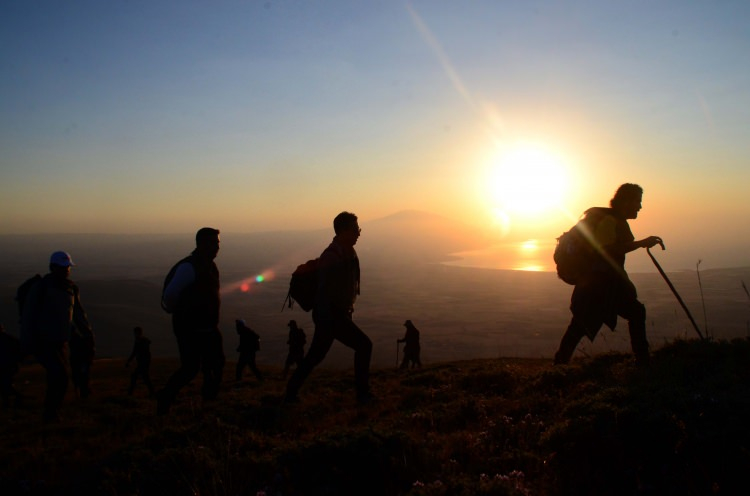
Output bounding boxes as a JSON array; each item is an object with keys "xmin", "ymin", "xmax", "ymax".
[
  {"xmin": 21, "ymin": 251, "xmax": 95, "ymax": 422},
  {"xmin": 0, "ymin": 324, "xmax": 22, "ymax": 407},
  {"xmin": 157, "ymin": 228, "xmax": 225, "ymax": 414},
  {"xmin": 126, "ymin": 326, "xmax": 154, "ymax": 396},
  {"xmin": 284, "ymin": 212, "xmax": 373, "ymax": 404},
  {"xmin": 554, "ymin": 184, "xmax": 663, "ymax": 366},
  {"xmin": 283, "ymin": 320, "xmax": 306, "ymax": 379},
  {"xmin": 398, "ymin": 320, "xmax": 422, "ymax": 369},
  {"xmin": 235, "ymin": 319, "xmax": 263, "ymax": 381}
]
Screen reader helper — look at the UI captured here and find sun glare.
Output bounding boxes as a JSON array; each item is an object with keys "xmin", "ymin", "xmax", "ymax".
[{"xmin": 487, "ymin": 142, "xmax": 569, "ymax": 219}]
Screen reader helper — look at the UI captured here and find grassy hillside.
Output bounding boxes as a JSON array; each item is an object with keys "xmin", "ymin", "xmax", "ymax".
[{"xmin": 2, "ymin": 338, "xmax": 749, "ymax": 495}]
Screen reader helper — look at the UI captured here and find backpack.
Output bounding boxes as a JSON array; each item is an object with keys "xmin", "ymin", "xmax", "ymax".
[
  {"xmin": 15, "ymin": 274, "xmax": 43, "ymax": 320},
  {"xmin": 553, "ymin": 209, "xmax": 607, "ymax": 285},
  {"xmin": 161, "ymin": 256, "xmax": 193, "ymax": 313},
  {"xmin": 282, "ymin": 258, "xmax": 319, "ymax": 312}
]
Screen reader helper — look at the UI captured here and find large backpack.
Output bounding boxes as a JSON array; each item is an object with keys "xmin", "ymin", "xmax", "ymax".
[
  {"xmin": 553, "ymin": 209, "xmax": 607, "ymax": 285},
  {"xmin": 16, "ymin": 274, "xmax": 45, "ymax": 356},
  {"xmin": 15, "ymin": 274, "xmax": 43, "ymax": 320},
  {"xmin": 282, "ymin": 258, "xmax": 319, "ymax": 312},
  {"xmin": 282, "ymin": 246, "xmax": 349, "ymax": 312},
  {"xmin": 161, "ymin": 256, "xmax": 193, "ymax": 313}
]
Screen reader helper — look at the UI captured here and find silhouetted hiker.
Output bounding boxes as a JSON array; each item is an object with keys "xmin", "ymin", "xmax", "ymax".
[
  {"xmin": 398, "ymin": 320, "xmax": 422, "ymax": 369},
  {"xmin": 126, "ymin": 326, "xmax": 154, "ymax": 396},
  {"xmin": 554, "ymin": 184, "xmax": 663, "ymax": 366},
  {"xmin": 0, "ymin": 324, "xmax": 22, "ymax": 407},
  {"xmin": 69, "ymin": 325, "xmax": 95, "ymax": 399},
  {"xmin": 20, "ymin": 251, "xmax": 94, "ymax": 422},
  {"xmin": 157, "ymin": 228, "xmax": 225, "ymax": 415},
  {"xmin": 284, "ymin": 212, "xmax": 373, "ymax": 404},
  {"xmin": 235, "ymin": 319, "xmax": 263, "ymax": 381},
  {"xmin": 283, "ymin": 320, "xmax": 306, "ymax": 379}
]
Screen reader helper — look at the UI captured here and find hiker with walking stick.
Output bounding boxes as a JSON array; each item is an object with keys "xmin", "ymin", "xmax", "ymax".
[
  {"xmin": 554, "ymin": 183, "xmax": 662, "ymax": 366},
  {"xmin": 398, "ymin": 320, "xmax": 422, "ymax": 369}
]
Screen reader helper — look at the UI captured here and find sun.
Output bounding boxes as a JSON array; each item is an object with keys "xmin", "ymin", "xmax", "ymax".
[{"xmin": 486, "ymin": 142, "xmax": 569, "ymax": 219}]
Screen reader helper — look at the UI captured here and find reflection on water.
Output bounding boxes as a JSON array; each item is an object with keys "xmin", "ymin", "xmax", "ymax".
[
  {"xmin": 516, "ymin": 264, "xmax": 545, "ymax": 272},
  {"xmin": 445, "ymin": 239, "xmax": 556, "ymax": 272}
]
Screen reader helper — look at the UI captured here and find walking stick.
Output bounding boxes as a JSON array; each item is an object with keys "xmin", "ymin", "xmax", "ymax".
[{"xmin": 647, "ymin": 246, "xmax": 705, "ymax": 340}]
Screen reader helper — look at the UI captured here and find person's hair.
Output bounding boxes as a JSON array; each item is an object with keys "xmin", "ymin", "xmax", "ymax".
[
  {"xmin": 133, "ymin": 326, "xmax": 143, "ymax": 336},
  {"xmin": 333, "ymin": 211, "xmax": 358, "ymax": 234},
  {"xmin": 195, "ymin": 227, "xmax": 220, "ymax": 246},
  {"xmin": 610, "ymin": 183, "xmax": 643, "ymax": 210}
]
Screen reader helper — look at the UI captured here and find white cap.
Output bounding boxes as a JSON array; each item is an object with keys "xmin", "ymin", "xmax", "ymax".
[{"xmin": 50, "ymin": 251, "xmax": 75, "ymax": 267}]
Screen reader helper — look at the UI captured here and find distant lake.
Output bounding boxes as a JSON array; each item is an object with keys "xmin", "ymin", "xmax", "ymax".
[{"xmin": 2, "ymin": 233, "xmax": 749, "ymax": 369}]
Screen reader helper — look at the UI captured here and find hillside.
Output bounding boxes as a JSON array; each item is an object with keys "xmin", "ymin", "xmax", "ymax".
[{"xmin": 1, "ymin": 338, "xmax": 749, "ymax": 495}]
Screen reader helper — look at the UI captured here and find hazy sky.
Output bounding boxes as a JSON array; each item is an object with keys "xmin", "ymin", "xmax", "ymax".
[{"xmin": 2, "ymin": 1, "xmax": 750, "ymax": 267}]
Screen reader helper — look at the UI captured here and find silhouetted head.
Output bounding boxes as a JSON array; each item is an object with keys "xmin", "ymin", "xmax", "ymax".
[
  {"xmin": 195, "ymin": 227, "xmax": 220, "ymax": 260},
  {"xmin": 235, "ymin": 319, "xmax": 246, "ymax": 332},
  {"xmin": 333, "ymin": 211, "xmax": 360, "ymax": 247},
  {"xmin": 610, "ymin": 183, "xmax": 643, "ymax": 220},
  {"xmin": 404, "ymin": 320, "xmax": 413, "ymax": 327},
  {"xmin": 133, "ymin": 326, "xmax": 143, "ymax": 337},
  {"xmin": 288, "ymin": 320, "xmax": 297, "ymax": 329},
  {"xmin": 49, "ymin": 251, "xmax": 75, "ymax": 278}
]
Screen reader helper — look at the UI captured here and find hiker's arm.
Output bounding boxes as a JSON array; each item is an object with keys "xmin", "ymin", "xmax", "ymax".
[
  {"xmin": 72, "ymin": 288, "xmax": 93, "ymax": 338},
  {"xmin": 162, "ymin": 263, "xmax": 195, "ymax": 312},
  {"xmin": 624, "ymin": 236, "xmax": 664, "ymax": 253}
]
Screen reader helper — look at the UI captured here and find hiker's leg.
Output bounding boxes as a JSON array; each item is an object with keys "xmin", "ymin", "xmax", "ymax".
[
  {"xmin": 37, "ymin": 343, "xmax": 68, "ymax": 421},
  {"xmin": 249, "ymin": 354, "xmax": 263, "ymax": 381},
  {"xmin": 201, "ymin": 330, "xmax": 224, "ymax": 401},
  {"xmin": 620, "ymin": 298, "xmax": 649, "ymax": 365},
  {"xmin": 554, "ymin": 318, "xmax": 586, "ymax": 364},
  {"xmin": 282, "ymin": 353, "xmax": 295, "ymax": 379},
  {"xmin": 235, "ymin": 354, "xmax": 246, "ymax": 381},
  {"xmin": 334, "ymin": 317, "xmax": 372, "ymax": 397},
  {"xmin": 160, "ymin": 333, "xmax": 201, "ymax": 404},
  {"xmin": 285, "ymin": 323, "xmax": 334, "ymax": 399}
]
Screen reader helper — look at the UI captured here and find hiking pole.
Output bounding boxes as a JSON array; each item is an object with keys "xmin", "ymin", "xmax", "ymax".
[{"xmin": 646, "ymin": 246, "xmax": 705, "ymax": 340}]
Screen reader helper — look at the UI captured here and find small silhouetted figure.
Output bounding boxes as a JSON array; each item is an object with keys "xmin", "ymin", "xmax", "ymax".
[
  {"xmin": 21, "ymin": 251, "xmax": 94, "ymax": 422},
  {"xmin": 283, "ymin": 320, "xmax": 306, "ymax": 379},
  {"xmin": 157, "ymin": 228, "xmax": 225, "ymax": 415},
  {"xmin": 554, "ymin": 183, "xmax": 663, "ymax": 366},
  {"xmin": 126, "ymin": 326, "xmax": 154, "ymax": 396},
  {"xmin": 285, "ymin": 211, "xmax": 373, "ymax": 404},
  {"xmin": 398, "ymin": 320, "xmax": 422, "ymax": 369},
  {"xmin": 235, "ymin": 319, "xmax": 263, "ymax": 381},
  {"xmin": 0, "ymin": 324, "xmax": 22, "ymax": 407}
]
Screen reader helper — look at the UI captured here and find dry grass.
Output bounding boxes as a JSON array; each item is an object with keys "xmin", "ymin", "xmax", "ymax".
[{"xmin": 2, "ymin": 338, "xmax": 750, "ymax": 495}]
